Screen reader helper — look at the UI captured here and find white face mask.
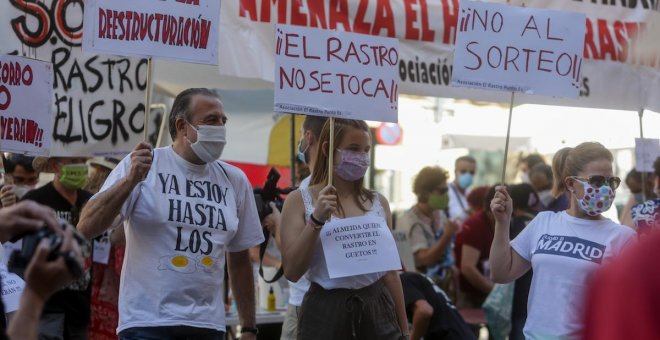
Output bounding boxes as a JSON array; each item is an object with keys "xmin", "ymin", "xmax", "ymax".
[
  {"xmin": 537, "ymin": 189, "xmax": 554, "ymax": 207},
  {"xmin": 14, "ymin": 185, "xmax": 34, "ymax": 199},
  {"xmin": 186, "ymin": 123, "xmax": 227, "ymax": 163}
]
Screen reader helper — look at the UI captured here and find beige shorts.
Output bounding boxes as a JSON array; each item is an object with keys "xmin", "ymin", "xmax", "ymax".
[{"xmin": 280, "ymin": 303, "xmax": 300, "ymax": 340}]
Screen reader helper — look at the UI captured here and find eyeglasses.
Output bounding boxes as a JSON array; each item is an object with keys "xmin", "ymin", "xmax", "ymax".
[
  {"xmin": 459, "ymin": 170, "xmax": 475, "ymax": 175},
  {"xmin": 432, "ymin": 186, "xmax": 449, "ymax": 195},
  {"xmin": 572, "ymin": 176, "xmax": 621, "ymax": 190}
]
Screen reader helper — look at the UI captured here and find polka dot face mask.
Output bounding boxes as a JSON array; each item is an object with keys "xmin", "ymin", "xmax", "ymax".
[{"xmin": 573, "ymin": 178, "xmax": 616, "ymax": 217}]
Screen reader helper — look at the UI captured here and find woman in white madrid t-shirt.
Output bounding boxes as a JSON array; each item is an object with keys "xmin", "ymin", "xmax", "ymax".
[
  {"xmin": 489, "ymin": 142, "xmax": 635, "ymax": 339},
  {"xmin": 280, "ymin": 119, "xmax": 408, "ymax": 340}
]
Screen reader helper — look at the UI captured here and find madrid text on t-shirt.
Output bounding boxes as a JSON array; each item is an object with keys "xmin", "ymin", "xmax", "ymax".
[
  {"xmin": 158, "ymin": 172, "xmax": 230, "ymax": 256},
  {"xmin": 535, "ymin": 234, "xmax": 606, "ymax": 264}
]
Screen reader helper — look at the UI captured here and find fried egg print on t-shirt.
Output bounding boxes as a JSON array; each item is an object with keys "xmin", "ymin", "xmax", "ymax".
[
  {"xmin": 158, "ymin": 255, "xmax": 197, "ymax": 274},
  {"xmin": 197, "ymin": 255, "xmax": 221, "ymax": 274}
]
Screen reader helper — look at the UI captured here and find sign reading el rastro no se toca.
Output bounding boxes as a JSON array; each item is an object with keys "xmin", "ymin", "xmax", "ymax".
[{"xmin": 274, "ymin": 24, "xmax": 399, "ymax": 123}]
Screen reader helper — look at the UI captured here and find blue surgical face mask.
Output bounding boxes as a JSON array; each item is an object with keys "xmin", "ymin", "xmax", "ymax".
[
  {"xmin": 458, "ymin": 173, "xmax": 474, "ymax": 189},
  {"xmin": 297, "ymin": 138, "xmax": 309, "ymax": 164}
]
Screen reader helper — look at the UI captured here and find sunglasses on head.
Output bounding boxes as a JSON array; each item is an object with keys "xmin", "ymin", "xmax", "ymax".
[{"xmin": 572, "ymin": 175, "xmax": 621, "ymax": 189}]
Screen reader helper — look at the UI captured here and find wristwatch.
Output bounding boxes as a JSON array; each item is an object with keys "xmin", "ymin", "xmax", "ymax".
[{"xmin": 240, "ymin": 326, "xmax": 259, "ymax": 335}]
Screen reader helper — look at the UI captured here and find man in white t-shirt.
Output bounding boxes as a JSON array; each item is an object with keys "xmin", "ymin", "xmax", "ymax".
[
  {"xmin": 448, "ymin": 156, "xmax": 477, "ymax": 224},
  {"xmin": 78, "ymin": 88, "xmax": 264, "ymax": 340},
  {"xmin": 271, "ymin": 115, "xmax": 326, "ymax": 340}
]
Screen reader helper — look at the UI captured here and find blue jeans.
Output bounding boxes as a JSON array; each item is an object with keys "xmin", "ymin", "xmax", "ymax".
[{"xmin": 118, "ymin": 326, "xmax": 225, "ymax": 340}]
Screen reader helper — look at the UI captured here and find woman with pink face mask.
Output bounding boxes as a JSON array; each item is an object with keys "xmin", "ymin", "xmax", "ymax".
[
  {"xmin": 280, "ymin": 119, "xmax": 409, "ymax": 340},
  {"xmin": 488, "ymin": 142, "xmax": 635, "ymax": 339}
]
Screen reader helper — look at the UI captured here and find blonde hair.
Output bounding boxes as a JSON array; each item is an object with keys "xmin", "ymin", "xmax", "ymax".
[
  {"xmin": 551, "ymin": 142, "xmax": 613, "ymax": 197},
  {"xmin": 310, "ymin": 118, "xmax": 374, "ymax": 214}
]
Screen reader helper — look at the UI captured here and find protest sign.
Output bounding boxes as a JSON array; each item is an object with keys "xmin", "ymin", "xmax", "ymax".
[
  {"xmin": 0, "ymin": 1, "xmax": 148, "ymax": 157},
  {"xmin": 635, "ymin": 138, "xmax": 660, "ymax": 172},
  {"xmin": 0, "ymin": 265, "xmax": 25, "ymax": 313},
  {"xmin": 83, "ymin": 0, "xmax": 220, "ymax": 65},
  {"xmin": 320, "ymin": 215, "xmax": 401, "ymax": 279},
  {"xmin": 274, "ymin": 24, "xmax": 399, "ymax": 123},
  {"xmin": 452, "ymin": 0, "xmax": 586, "ymax": 97},
  {"xmin": 0, "ymin": 55, "xmax": 53, "ymax": 157}
]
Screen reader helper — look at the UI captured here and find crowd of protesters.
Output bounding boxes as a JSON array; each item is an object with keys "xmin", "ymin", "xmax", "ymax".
[{"xmin": 0, "ymin": 88, "xmax": 658, "ymax": 340}]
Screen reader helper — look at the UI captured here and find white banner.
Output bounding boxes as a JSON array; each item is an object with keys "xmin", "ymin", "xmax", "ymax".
[
  {"xmin": 0, "ymin": 1, "xmax": 148, "ymax": 157},
  {"xmin": 218, "ymin": 0, "xmax": 660, "ymax": 110},
  {"xmin": 320, "ymin": 215, "xmax": 401, "ymax": 279},
  {"xmin": 83, "ymin": 0, "xmax": 220, "ymax": 65},
  {"xmin": 452, "ymin": 0, "xmax": 586, "ymax": 98},
  {"xmin": 635, "ymin": 138, "xmax": 660, "ymax": 172},
  {"xmin": 0, "ymin": 55, "xmax": 54, "ymax": 156},
  {"xmin": 274, "ymin": 25, "xmax": 399, "ymax": 122}
]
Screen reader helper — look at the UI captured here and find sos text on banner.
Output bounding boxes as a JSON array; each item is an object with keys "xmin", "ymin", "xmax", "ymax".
[
  {"xmin": 451, "ymin": 0, "xmax": 586, "ymax": 98},
  {"xmin": 0, "ymin": 55, "xmax": 54, "ymax": 157},
  {"xmin": 320, "ymin": 215, "xmax": 401, "ymax": 279},
  {"xmin": 0, "ymin": 1, "xmax": 148, "ymax": 157},
  {"xmin": 83, "ymin": 0, "xmax": 220, "ymax": 65},
  {"xmin": 274, "ymin": 24, "xmax": 399, "ymax": 123}
]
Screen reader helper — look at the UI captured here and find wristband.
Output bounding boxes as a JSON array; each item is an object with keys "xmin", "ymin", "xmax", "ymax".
[
  {"xmin": 241, "ymin": 326, "xmax": 259, "ymax": 335},
  {"xmin": 309, "ymin": 213, "xmax": 325, "ymax": 228}
]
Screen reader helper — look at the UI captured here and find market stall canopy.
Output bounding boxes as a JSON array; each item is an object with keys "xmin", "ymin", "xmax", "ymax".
[{"xmin": 442, "ymin": 134, "xmax": 531, "ymax": 152}]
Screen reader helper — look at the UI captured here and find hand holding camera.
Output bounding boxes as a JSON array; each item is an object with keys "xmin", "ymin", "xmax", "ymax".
[{"xmin": 24, "ymin": 225, "xmax": 83, "ymax": 301}]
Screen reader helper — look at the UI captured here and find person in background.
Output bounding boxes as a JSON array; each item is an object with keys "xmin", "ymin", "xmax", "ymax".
[
  {"xmin": 454, "ymin": 186, "xmax": 497, "ymax": 308},
  {"xmin": 620, "ymin": 169, "xmax": 657, "ymax": 228},
  {"xmin": 583, "ymin": 158, "xmax": 660, "ymax": 340},
  {"xmin": 20, "ymin": 156, "xmax": 92, "ymax": 340},
  {"xmin": 490, "ymin": 142, "xmax": 635, "ymax": 339},
  {"xmin": 397, "ymin": 166, "xmax": 459, "ymax": 303},
  {"xmin": 466, "ymin": 186, "xmax": 490, "ymax": 218},
  {"xmin": 506, "ymin": 183, "xmax": 539, "ymax": 340},
  {"xmin": 274, "ymin": 115, "xmax": 327, "ymax": 340},
  {"xmin": 518, "ymin": 154, "xmax": 546, "ymax": 184},
  {"xmin": 399, "ymin": 271, "xmax": 475, "ymax": 340},
  {"xmin": 85, "ymin": 157, "xmax": 125, "ymax": 340},
  {"xmin": 630, "ymin": 157, "xmax": 660, "ymax": 235},
  {"xmin": 78, "ymin": 88, "xmax": 263, "ymax": 339},
  {"xmin": 448, "ymin": 156, "xmax": 477, "ymax": 225},
  {"xmin": 529, "ymin": 163, "xmax": 569, "ymax": 212},
  {"xmin": 0, "ymin": 154, "xmax": 40, "ymax": 208},
  {"xmin": 280, "ymin": 119, "xmax": 408, "ymax": 339}
]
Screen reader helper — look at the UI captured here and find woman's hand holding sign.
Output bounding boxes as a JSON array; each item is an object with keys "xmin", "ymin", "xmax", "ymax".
[{"xmin": 313, "ymin": 185, "xmax": 337, "ymax": 223}]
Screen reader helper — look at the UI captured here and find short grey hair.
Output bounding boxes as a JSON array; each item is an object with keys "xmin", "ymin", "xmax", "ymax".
[{"xmin": 168, "ymin": 88, "xmax": 219, "ymax": 139}]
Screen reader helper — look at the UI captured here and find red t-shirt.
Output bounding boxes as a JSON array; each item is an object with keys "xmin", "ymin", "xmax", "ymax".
[
  {"xmin": 454, "ymin": 210, "xmax": 494, "ymax": 300},
  {"xmin": 583, "ymin": 231, "xmax": 660, "ymax": 340}
]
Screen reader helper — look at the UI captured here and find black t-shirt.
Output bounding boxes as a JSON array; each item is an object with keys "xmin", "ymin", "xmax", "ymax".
[
  {"xmin": 20, "ymin": 182, "xmax": 93, "ymax": 327},
  {"xmin": 400, "ymin": 272, "xmax": 476, "ymax": 340}
]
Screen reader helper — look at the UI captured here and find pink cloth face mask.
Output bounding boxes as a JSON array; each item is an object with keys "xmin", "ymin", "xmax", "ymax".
[{"xmin": 335, "ymin": 149, "xmax": 370, "ymax": 181}]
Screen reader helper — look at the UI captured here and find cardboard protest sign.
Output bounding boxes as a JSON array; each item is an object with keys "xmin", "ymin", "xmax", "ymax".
[
  {"xmin": 320, "ymin": 215, "xmax": 401, "ymax": 279},
  {"xmin": 83, "ymin": 0, "xmax": 220, "ymax": 65},
  {"xmin": 0, "ymin": 1, "xmax": 148, "ymax": 157},
  {"xmin": 451, "ymin": 0, "xmax": 586, "ymax": 97},
  {"xmin": 635, "ymin": 138, "xmax": 660, "ymax": 172},
  {"xmin": 0, "ymin": 56, "xmax": 53, "ymax": 157},
  {"xmin": 274, "ymin": 24, "xmax": 399, "ymax": 123}
]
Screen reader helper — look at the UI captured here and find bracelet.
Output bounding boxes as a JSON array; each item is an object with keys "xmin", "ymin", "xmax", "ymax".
[
  {"xmin": 240, "ymin": 326, "xmax": 259, "ymax": 335},
  {"xmin": 309, "ymin": 213, "xmax": 325, "ymax": 229}
]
